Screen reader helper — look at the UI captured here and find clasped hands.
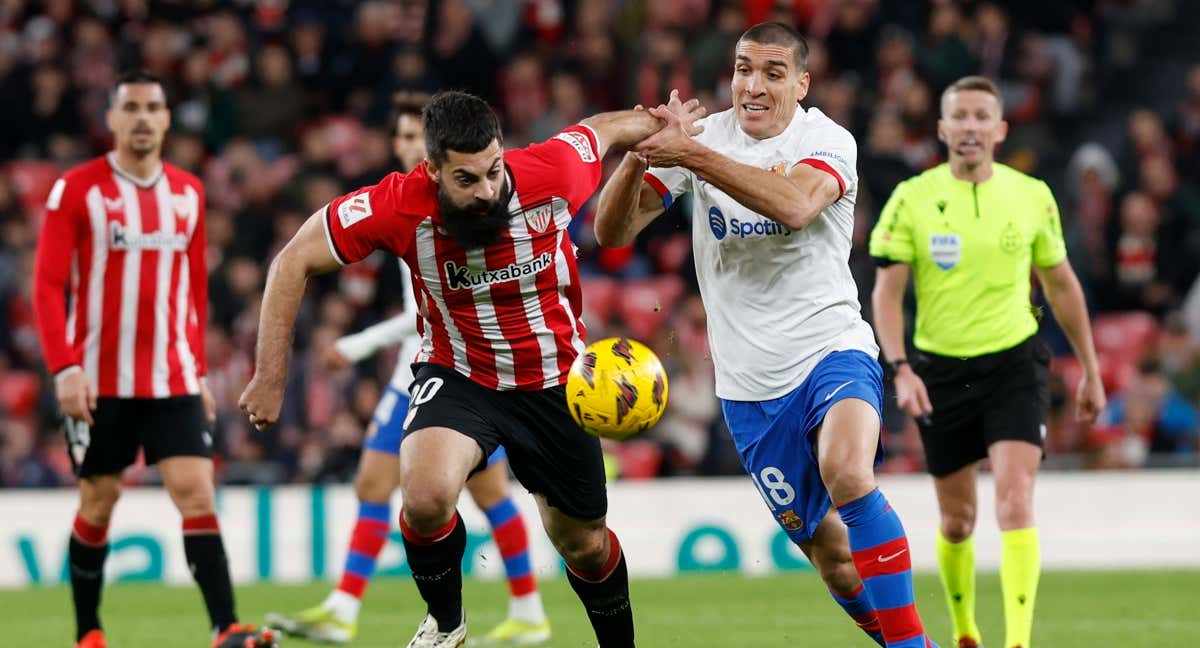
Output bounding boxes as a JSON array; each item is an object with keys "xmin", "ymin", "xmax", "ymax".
[{"xmin": 633, "ymin": 89, "xmax": 706, "ymax": 168}]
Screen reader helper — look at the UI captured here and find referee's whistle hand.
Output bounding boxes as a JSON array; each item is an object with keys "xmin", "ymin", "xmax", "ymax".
[
  {"xmin": 54, "ymin": 367, "xmax": 96, "ymax": 426},
  {"xmin": 1075, "ymin": 374, "xmax": 1106, "ymax": 424},
  {"xmin": 894, "ymin": 368, "xmax": 933, "ymax": 419},
  {"xmin": 238, "ymin": 375, "xmax": 282, "ymax": 432}
]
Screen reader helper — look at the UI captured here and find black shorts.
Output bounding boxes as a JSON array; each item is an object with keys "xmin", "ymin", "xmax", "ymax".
[
  {"xmin": 403, "ymin": 363, "xmax": 607, "ymax": 521},
  {"xmin": 914, "ymin": 335, "xmax": 1051, "ymax": 477},
  {"xmin": 65, "ymin": 396, "xmax": 212, "ymax": 478}
]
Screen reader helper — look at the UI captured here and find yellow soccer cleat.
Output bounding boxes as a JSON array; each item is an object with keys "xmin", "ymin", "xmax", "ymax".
[
  {"xmin": 266, "ymin": 604, "xmax": 356, "ymax": 644},
  {"xmin": 468, "ymin": 618, "xmax": 552, "ymax": 646}
]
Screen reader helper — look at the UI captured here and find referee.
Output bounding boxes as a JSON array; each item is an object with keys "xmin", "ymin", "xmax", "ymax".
[{"xmin": 869, "ymin": 76, "xmax": 1106, "ymax": 648}]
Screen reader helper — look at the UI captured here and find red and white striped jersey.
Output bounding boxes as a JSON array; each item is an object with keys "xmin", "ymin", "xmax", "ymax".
[
  {"xmin": 33, "ymin": 154, "xmax": 207, "ymax": 398},
  {"xmin": 324, "ymin": 125, "xmax": 602, "ymax": 391}
]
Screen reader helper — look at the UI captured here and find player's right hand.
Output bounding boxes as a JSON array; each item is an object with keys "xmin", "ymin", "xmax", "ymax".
[
  {"xmin": 55, "ymin": 366, "xmax": 97, "ymax": 425},
  {"xmin": 661, "ymin": 88, "xmax": 706, "ymax": 136},
  {"xmin": 321, "ymin": 345, "xmax": 352, "ymax": 372},
  {"xmin": 238, "ymin": 375, "xmax": 283, "ymax": 432},
  {"xmin": 893, "ymin": 366, "xmax": 933, "ymax": 420}
]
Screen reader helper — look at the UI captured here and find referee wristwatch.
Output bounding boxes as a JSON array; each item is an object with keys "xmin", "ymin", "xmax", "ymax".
[{"xmin": 886, "ymin": 358, "xmax": 909, "ymax": 378}]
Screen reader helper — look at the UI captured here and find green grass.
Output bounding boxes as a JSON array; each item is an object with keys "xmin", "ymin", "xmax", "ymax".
[{"xmin": 6, "ymin": 570, "xmax": 1198, "ymax": 647}]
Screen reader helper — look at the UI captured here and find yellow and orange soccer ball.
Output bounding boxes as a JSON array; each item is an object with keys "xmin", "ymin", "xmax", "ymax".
[{"xmin": 566, "ymin": 337, "xmax": 669, "ymax": 440}]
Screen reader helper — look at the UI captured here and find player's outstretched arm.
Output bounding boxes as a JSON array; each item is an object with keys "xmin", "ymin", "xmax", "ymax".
[
  {"xmin": 594, "ymin": 153, "xmax": 667, "ymax": 247},
  {"xmin": 1034, "ymin": 260, "xmax": 1106, "ymax": 422},
  {"xmin": 239, "ymin": 210, "xmax": 343, "ymax": 430},
  {"xmin": 581, "ymin": 92, "xmax": 705, "ymax": 160},
  {"xmin": 635, "ymin": 106, "xmax": 839, "ymax": 230}
]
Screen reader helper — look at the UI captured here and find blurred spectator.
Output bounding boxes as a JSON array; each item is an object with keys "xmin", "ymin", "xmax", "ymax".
[
  {"xmin": 1091, "ymin": 358, "xmax": 1199, "ymax": 468},
  {"xmin": 632, "ymin": 28, "xmax": 691, "ymax": 111},
  {"xmin": 1065, "ymin": 143, "xmax": 1120, "ymax": 292},
  {"xmin": 917, "ymin": 2, "xmax": 973, "ymax": 90},
  {"xmin": 233, "ymin": 44, "xmax": 308, "ymax": 149},
  {"xmin": 1103, "ymin": 191, "xmax": 1187, "ymax": 314},
  {"xmin": 1172, "ymin": 63, "xmax": 1200, "ymax": 179},
  {"xmin": 529, "ymin": 71, "xmax": 590, "ymax": 142}
]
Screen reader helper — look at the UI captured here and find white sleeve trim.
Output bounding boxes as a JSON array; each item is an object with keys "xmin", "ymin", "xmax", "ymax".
[
  {"xmin": 321, "ymin": 206, "xmax": 348, "ymax": 266},
  {"xmin": 577, "ymin": 123, "xmax": 601, "ymax": 161}
]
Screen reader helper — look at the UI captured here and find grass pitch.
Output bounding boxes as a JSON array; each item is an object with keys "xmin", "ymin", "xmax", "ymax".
[{"xmin": 4, "ymin": 570, "xmax": 1197, "ymax": 647}]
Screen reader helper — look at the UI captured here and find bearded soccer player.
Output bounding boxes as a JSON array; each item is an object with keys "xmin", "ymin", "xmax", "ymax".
[
  {"xmin": 267, "ymin": 95, "xmax": 551, "ymax": 646},
  {"xmin": 240, "ymin": 90, "xmax": 703, "ymax": 647},
  {"xmin": 595, "ymin": 23, "xmax": 939, "ymax": 648},
  {"xmin": 33, "ymin": 70, "xmax": 277, "ymax": 648}
]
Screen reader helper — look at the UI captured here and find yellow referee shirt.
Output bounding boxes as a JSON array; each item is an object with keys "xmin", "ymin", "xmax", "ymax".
[{"xmin": 869, "ymin": 163, "xmax": 1067, "ymax": 358}]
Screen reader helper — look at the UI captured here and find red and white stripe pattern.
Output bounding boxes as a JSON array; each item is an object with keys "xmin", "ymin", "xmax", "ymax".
[
  {"xmin": 34, "ymin": 155, "xmax": 206, "ymax": 398},
  {"xmin": 326, "ymin": 126, "xmax": 601, "ymax": 392},
  {"xmin": 408, "ymin": 187, "xmax": 585, "ymax": 390}
]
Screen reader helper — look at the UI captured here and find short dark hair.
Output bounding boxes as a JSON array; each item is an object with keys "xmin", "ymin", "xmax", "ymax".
[
  {"xmin": 388, "ymin": 92, "xmax": 429, "ymax": 137},
  {"xmin": 940, "ymin": 75, "xmax": 1004, "ymax": 114},
  {"xmin": 422, "ymin": 91, "xmax": 503, "ymax": 165},
  {"xmin": 738, "ymin": 22, "xmax": 809, "ymax": 72},
  {"xmin": 111, "ymin": 69, "xmax": 166, "ymax": 103}
]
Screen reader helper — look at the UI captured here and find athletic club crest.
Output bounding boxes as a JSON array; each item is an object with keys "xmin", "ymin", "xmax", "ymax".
[{"xmin": 523, "ymin": 203, "xmax": 554, "ymax": 233}]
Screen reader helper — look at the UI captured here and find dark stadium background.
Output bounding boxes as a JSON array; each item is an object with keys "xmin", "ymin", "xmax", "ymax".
[{"xmin": 1, "ymin": 0, "xmax": 1198, "ymax": 488}]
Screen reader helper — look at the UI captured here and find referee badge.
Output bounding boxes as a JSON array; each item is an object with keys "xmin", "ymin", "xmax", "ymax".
[
  {"xmin": 1000, "ymin": 222, "xmax": 1024, "ymax": 254},
  {"xmin": 929, "ymin": 233, "xmax": 961, "ymax": 270}
]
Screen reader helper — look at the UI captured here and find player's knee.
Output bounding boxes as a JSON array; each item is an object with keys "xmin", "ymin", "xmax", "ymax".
[
  {"xmin": 401, "ymin": 485, "xmax": 458, "ymax": 528},
  {"xmin": 80, "ymin": 479, "xmax": 121, "ymax": 524},
  {"xmin": 168, "ymin": 478, "xmax": 216, "ymax": 518},
  {"xmin": 994, "ymin": 483, "xmax": 1035, "ymax": 530},
  {"xmin": 552, "ymin": 526, "xmax": 608, "ymax": 571},
  {"xmin": 820, "ymin": 464, "xmax": 876, "ymax": 506},
  {"xmin": 941, "ymin": 512, "xmax": 975, "ymax": 542}
]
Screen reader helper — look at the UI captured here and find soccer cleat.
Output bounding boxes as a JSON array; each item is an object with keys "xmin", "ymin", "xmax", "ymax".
[
  {"xmin": 406, "ymin": 613, "xmax": 467, "ymax": 648},
  {"xmin": 467, "ymin": 618, "xmax": 551, "ymax": 645},
  {"xmin": 75, "ymin": 629, "xmax": 107, "ymax": 648},
  {"xmin": 212, "ymin": 623, "xmax": 280, "ymax": 648},
  {"xmin": 266, "ymin": 604, "xmax": 356, "ymax": 643},
  {"xmin": 955, "ymin": 638, "xmax": 982, "ymax": 648}
]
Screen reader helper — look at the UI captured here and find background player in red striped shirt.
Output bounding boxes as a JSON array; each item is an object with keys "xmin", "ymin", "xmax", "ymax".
[
  {"xmin": 32, "ymin": 70, "xmax": 277, "ymax": 648},
  {"xmin": 240, "ymin": 90, "xmax": 703, "ymax": 648}
]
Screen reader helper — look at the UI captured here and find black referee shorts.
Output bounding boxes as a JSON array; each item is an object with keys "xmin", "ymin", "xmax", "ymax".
[
  {"xmin": 913, "ymin": 335, "xmax": 1051, "ymax": 477},
  {"xmin": 402, "ymin": 363, "xmax": 608, "ymax": 521},
  {"xmin": 64, "ymin": 396, "xmax": 213, "ymax": 478}
]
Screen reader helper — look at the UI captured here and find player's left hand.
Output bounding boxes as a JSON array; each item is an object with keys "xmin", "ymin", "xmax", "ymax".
[
  {"xmin": 198, "ymin": 377, "xmax": 217, "ymax": 425},
  {"xmin": 1075, "ymin": 372, "xmax": 1106, "ymax": 424}
]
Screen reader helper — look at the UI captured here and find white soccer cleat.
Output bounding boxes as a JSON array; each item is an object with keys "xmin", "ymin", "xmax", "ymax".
[{"xmin": 406, "ymin": 613, "xmax": 467, "ymax": 648}]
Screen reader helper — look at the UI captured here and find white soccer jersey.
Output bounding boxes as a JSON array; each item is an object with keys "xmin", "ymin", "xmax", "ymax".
[{"xmin": 646, "ymin": 106, "xmax": 878, "ymax": 401}]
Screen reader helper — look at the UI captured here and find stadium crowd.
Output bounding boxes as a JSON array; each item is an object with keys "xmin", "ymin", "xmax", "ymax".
[{"xmin": 1, "ymin": 0, "xmax": 1198, "ymax": 487}]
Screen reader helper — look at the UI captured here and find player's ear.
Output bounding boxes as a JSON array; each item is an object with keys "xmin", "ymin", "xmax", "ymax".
[
  {"xmin": 936, "ymin": 118, "xmax": 947, "ymax": 143},
  {"xmin": 995, "ymin": 119, "xmax": 1009, "ymax": 145},
  {"xmin": 424, "ymin": 158, "xmax": 439, "ymax": 183},
  {"xmin": 795, "ymin": 70, "xmax": 810, "ymax": 103}
]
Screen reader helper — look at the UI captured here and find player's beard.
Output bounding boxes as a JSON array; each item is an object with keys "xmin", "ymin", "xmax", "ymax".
[{"xmin": 437, "ymin": 184, "xmax": 514, "ymax": 249}]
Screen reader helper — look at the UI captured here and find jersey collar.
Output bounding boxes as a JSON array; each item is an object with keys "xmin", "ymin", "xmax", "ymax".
[{"xmin": 106, "ymin": 152, "xmax": 164, "ymax": 189}]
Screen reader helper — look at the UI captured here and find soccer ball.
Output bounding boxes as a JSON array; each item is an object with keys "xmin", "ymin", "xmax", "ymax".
[{"xmin": 566, "ymin": 337, "xmax": 669, "ymax": 440}]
